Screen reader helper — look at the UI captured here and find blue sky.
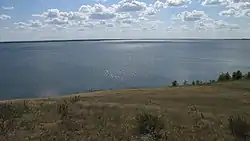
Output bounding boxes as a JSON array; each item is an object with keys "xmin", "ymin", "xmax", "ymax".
[{"xmin": 0, "ymin": 0, "xmax": 250, "ymax": 41}]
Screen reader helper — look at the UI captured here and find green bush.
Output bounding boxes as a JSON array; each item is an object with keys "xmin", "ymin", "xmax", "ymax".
[
  {"xmin": 218, "ymin": 72, "xmax": 231, "ymax": 81},
  {"xmin": 232, "ymin": 70, "xmax": 243, "ymax": 80},
  {"xmin": 245, "ymin": 72, "xmax": 250, "ymax": 80},
  {"xmin": 196, "ymin": 80, "xmax": 201, "ymax": 85},
  {"xmin": 135, "ymin": 112, "xmax": 166, "ymax": 140},
  {"xmin": 228, "ymin": 115, "xmax": 250, "ymax": 140},
  {"xmin": 57, "ymin": 100, "xmax": 69, "ymax": 120},
  {"xmin": 0, "ymin": 102, "xmax": 26, "ymax": 136},
  {"xmin": 0, "ymin": 102, "xmax": 25, "ymax": 121},
  {"xmin": 172, "ymin": 80, "xmax": 178, "ymax": 87},
  {"xmin": 192, "ymin": 81, "xmax": 195, "ymax": 86},
  {"xmin": 183, "ymin": 80, "xmax": 188, "ymax": 85}
]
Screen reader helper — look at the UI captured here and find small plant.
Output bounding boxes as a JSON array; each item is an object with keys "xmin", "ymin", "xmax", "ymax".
[
  {"xmin": 172, "ymin": 80, "xmax": 178, "ymax": 87},
  {"xmin": 135, "ymin": 112, "xmax": 166, "ymax": 140},
  {"xmin": 69, "ymin": 95, "xmax": 81, "ymax": 103},
  {"xmin": 228, "ymin": 115, "xmax": 250, "ymax": 141},
  {"xmin": 57, "ymin": 100, "xmax": 69, "ymax": 120}
]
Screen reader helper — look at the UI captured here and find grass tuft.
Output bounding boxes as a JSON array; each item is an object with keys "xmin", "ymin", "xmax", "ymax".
[
  {"xmin": 228, "ymin": 115, "xmax": 250, "ymax": 141},
  {"xmin": 135, "ymin": 111, "xmax": 166, "ymax": 140}
]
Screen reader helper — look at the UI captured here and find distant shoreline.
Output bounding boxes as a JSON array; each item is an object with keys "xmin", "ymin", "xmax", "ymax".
[{"xmin": 0, "ymin": 38, "xmax": 249, "ymax": 44}]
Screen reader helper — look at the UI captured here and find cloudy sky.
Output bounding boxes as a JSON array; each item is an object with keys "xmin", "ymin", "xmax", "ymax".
[{"xmin": 0, "ymin": 0, "xmax": 250, "ymax": 41}]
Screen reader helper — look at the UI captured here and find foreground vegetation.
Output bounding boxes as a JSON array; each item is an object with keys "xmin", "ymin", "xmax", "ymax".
[{"xmin": 1, "ymin": 72, "xmax": 250, "ymax": 141}]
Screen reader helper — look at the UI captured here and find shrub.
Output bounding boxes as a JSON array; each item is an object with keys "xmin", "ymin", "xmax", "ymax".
[
  {"xmin": 225, "ymin": 72, "xmax": 231, "ymax": 80},
  {"xmin": 192, "ymin": 81, "xmax": 195, "ymax": 86},
  {"xmin": 57, "ymin": 100, "xmax": 69, "ymax": 120},
  {"xmin": 210, "ymin": 80, "xmax": 216, "ymax": 83},
  {"xmin": 172, "ymin": 80, "xmax": 178, "ymax": 87},
  {"xmin": 0, "ymin": 102, "xmax": 24, "ymax": 137},
  {"xmin": 245, "ymin": 72, "xmax": 250, "ymax": 80},
  {"xmin": 135, "ymin": 112, "xmax": 166, "ymax": 140},
  {"xmin": 0, "ymin": 102, "xmax": 24, "ymax": 121},
  {"xmin": 228, "ymin": 115, "xmax": 250, "ymax": 140},
  {"xmin": 218, "ymin": 72, "xmax": 231, "ymax": 81},
  {"xmin": 196, "ymin": 80, "xmax": 200, "ymax": 85},
  {"xmin": 69, "ymin": 95, "xmax": 81, "ymax": 103},
  {"xmin": 232, "ymin": 70, "xmax": 243, "ymax": 80},
  {"xmin": 183, "ymin": 80, "xmax": 188, "ymax": 85}
]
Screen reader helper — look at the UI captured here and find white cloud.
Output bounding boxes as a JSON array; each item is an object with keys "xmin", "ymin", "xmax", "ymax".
[
  {"xmin": 166, "ymin": 0, "xmax": 191, "ymax": 7},
  {"xmin": 2, "ymin": 6, "xmax": 14, "ymax": 10},
  {"xmin": 120, "ymin": 18, "xmax": 139, "ymax": 24},
  {"xmin": 34, "ymin": 9, "xmax": 87, "ymax": 21},
  {"xmin": 67, "ymin": 12, "xmax": 87, "ymax": 21},
  {"xmin": 29, "ymin": 20, "xmax": 44, "ymax": 28},
  {"xmin": 99, "ymin": 20, "xmax": 106, "ymax": 25},
  {"xmin": 120, "ymin": 23, "xmax": 132, "ymax": 29},
  {"xmin": 33, "ymin": 9, "xmax": 89, "ymax": 28},
  {"xmin": 15, "ymin": 22, "xmax": 29, "ymax": 27},
  {"xmin": 14, "ymin": 22, "xmax": 30, "ymax": 29},
  {"xmin": 79, "ymin": 5, "xmax": 92, "ymax": 13},
  {"xmin": 106, "ymin": 23, "xmax": 115, "ymax": 27},
  {"xmin": 176, "ymin": 10, "xmax": 209, "ymax": 21},
  {"xmin": 240, "ymin": 9, "xmax": 250, "ymax": 17},
  {"xmin": 3, "ymin": 0, "xmax": 248, "ymax": 40},
  {"xmin": 54, "ymin": 25, "xmax": 67, "ymax": 30},
  {"xmin": 14, "ymin": 20, "xmax": 44, "ymax": 29},
  {"xmin": 201, "ymin": 0, "xmax": 228, "ymax": 6},
  {"xmin": 227, "ymin": 2, "xmax": 250, "ymax": 10},
  {"xmin": 0, "ymin": 14, "xmax": 11, "ymax": 20},
  {"xmin": 83, "ymin": 22, "xmax": 95, "ymax": 28},
  {"xmin": 82, "ymin": 4, "xmax": 116, "ymax": 20},
  {"xmin": 195, "ymin": 21, "xmax": 214, "ymax": 30},
  {"xmin": 89, "ymin": 13, "xmax": 116, "ymax": 19},
  {"xmin": 140, "ymin": 7, "xmax": 157, "ymax": 16},
  {"xmin": 219, "ymin": 8, "xmax": 237, "ymax": 17},
  {"xmin": 220, "ymin": 2, "xmax": 250, "ymax": 18},
  {"xmin": 180, "ymin": 25, "xmax": 190, "ymax": 31},
  {"xmin": 214, "ymin": 20, "xmax": 240, "ymax": 30},
  {"xmin": 116, "ymin": 12, "xmax": 132, "ymax": 20},
  {"xmin": 138, "ymin": 16, "xmax": 149, "ymax": 21},
  {"xmin": 116, "ymin": 0, "xmax": 147, "ymax": 12},
  {"xmin": 45, "ymin": 18, "xmax": 69, "ymax": 25},
  {"xmin": 153, "ymin": 1, "xmax": 166, "ymax": 9}
]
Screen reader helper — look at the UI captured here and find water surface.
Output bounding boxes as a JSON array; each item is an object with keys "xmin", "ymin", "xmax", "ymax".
[{"xmin": 0, "ymin": 40, "xmax": 250, "ymax": 99}]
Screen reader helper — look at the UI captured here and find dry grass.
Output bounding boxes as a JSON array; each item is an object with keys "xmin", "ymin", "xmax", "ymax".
[{"xmin": 1, "ymin": 80, "xmax": 250, "ymax": 141}]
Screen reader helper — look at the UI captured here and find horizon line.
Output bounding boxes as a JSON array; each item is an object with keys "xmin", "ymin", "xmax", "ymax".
[{"xmin": 1, "ymin": 38, "xmax": 249, "ymax": 44}]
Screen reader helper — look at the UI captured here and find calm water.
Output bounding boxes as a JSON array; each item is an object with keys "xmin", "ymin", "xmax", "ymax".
[{"xmin": 0, "ymin": 40, "xmax": 250, "ymax": 100}]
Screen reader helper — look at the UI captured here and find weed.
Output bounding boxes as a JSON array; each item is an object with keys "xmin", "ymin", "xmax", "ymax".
[
  {"xmin": 135, "ymin": 111, "xmax": 166, "ymax": 140},
  {"xmin": 69, "ymin": 95, "xmax": 81, "ymax": 103},
  {"xmin": 57, "ymin": 100, "xmax": 69, "ymax": 120},
  {"xmin": 228, "ymin": 115, "xmax": 250, "ymax": 141}
]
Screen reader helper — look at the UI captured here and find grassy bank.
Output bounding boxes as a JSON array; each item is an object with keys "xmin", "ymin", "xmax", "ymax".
[{"xmin": 1, "ymin": 74, "xmax": 250, "ymax": 140}]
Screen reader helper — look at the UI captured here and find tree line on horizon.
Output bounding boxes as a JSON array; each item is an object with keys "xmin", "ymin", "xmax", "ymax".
[{"xmin": 171, "ymin": 70, "xmax": 250, "ymax": 87}]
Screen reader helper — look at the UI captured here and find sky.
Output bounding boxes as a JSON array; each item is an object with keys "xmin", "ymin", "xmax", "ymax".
[{"xmin": 0, "ymin": 0, "xmax": 250, "ymax": 41}]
